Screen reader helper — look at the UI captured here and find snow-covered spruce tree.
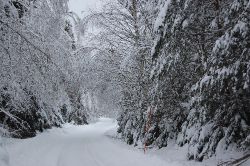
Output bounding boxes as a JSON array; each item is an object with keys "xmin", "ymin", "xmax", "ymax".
[
  {"xmin": 179, "ymin": 0, "xmax": 250, "ymax": 161},
  {"xmin": 150, "ymin": 0, "xmax": 250, "ymax": 161},
  {"xmin": 148, "ymin": 0, "xmax": 227, "ymax": 150}
]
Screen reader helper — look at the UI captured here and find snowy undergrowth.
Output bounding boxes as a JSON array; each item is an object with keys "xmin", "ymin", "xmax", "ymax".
[{"xmin": 109, "ymin": 120, "xmax": 250, "ymax": 166}]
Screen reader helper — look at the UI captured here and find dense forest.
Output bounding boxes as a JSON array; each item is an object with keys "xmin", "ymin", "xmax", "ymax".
[
  {"xmin": 83, "ymin": 0, "xmax": 250, "ymax": 161},
  {"xmin": 0, "ymin": 0, "xmax": 249, "ymax": 164},
  {"xmin": 0, "ymin": 0, "xmax": 91, "ymax": 138}
]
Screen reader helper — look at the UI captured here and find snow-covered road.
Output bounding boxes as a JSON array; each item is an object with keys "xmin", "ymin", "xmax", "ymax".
[
  {"xmin": 5, "ymin": 118, "xmax": 241, "ymax": 166},
  {"xmin": 5, "ymin": 118, "xmax": 169, "ymax": 166}
]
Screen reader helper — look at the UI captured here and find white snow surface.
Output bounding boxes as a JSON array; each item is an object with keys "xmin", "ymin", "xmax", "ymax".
[{"xmin": 2, "ymin": 118, "xmax": 249, "ymax": 166}]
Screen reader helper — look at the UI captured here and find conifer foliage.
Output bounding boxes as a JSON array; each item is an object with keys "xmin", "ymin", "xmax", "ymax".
[{"xmin": 98, "ymin": 0, "xmax": 250, "ymax": 161}]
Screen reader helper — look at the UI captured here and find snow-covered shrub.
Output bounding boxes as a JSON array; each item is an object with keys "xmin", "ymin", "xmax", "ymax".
[{"xmin": 0, "ymin": 0, "xmax": 88, "ymax": 138}]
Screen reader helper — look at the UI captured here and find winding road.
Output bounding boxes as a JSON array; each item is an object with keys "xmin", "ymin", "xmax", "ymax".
[{"xmin": 6, "ymin": 118, "xmax": 168, "ymax": 166}]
